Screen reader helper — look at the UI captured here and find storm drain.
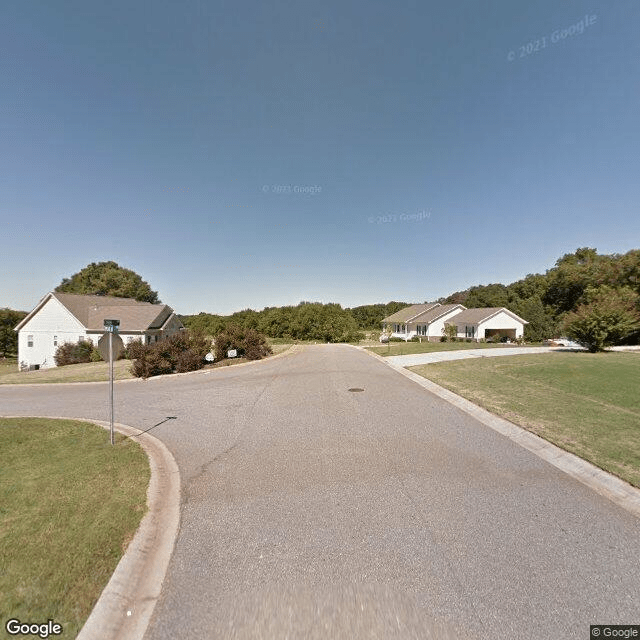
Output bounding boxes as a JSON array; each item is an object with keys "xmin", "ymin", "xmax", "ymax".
[{"xmin": 348, "ymin": 388, "xmax": 365, "ymax": 392}]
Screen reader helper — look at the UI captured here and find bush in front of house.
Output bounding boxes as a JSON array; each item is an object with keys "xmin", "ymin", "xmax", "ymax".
[
  {"xmin": 124, "ymin": 339, "xmax": 145, "ymax": 360},
  {"xmin": 214, "ymin": 325, "xmax": 272, "ymax": 361},
  {"xmin": 441, "ymin": 324, "xmax": 457, "ymax": 342},
  {"xmin": 130, "ymin": 331, "xmax": 212, "ymax": 378},
  {"xmin": 54, "ymin": 340, "xmax": 95, "ymax": 366},
  {"xmin": 131, "ymin": 348, "xmax": 174, "ymax": 378}
]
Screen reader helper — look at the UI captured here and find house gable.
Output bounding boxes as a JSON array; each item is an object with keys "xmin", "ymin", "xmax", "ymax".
[{"xmin": 18, "ymin": 295, "xmax": 86, "ymax": 334}]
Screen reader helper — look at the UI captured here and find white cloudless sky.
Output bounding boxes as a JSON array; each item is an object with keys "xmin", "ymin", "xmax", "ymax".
[{"xmin": 2, "ymin": 0, "xmax": 639, "ymax": 314}]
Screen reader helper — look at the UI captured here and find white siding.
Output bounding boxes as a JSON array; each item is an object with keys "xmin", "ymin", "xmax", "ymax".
[
  {"xmin": 426, "ymin": 307, "xmax": 466, "ymax": 338},
  {"xmin": 18, "ymin": 297, "xmax": 86, "ymax": 369}
]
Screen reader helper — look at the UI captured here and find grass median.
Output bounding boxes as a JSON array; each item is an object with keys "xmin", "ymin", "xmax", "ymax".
[
  {"xmin": 409, "ymin": 352, "xmax": 640, "ymax": 488},
  {"xmin": 0, "ymin": 418, "xmax": 150, "ymax": 639}
]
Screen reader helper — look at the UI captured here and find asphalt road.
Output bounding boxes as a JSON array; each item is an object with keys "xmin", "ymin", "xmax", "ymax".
[{"xmin": 2, "ymin": 345, "xmax": 639, "ymax": 639}]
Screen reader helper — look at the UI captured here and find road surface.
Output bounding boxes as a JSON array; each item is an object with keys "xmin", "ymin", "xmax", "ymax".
[{"xmin": 1, "ymin": 345, "xmax": 638, "ymax": 639}]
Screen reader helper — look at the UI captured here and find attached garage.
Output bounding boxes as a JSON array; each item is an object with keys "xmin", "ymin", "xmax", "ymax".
[{"xmin": 445, "ymin": 307, "xmax": 528, "ymax": 342}]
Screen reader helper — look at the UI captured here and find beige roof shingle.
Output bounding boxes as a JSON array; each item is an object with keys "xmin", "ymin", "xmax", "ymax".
[
  {"xmin": 382, "ymin": 303, "xmax": 440, "ymax": 324},
  {"xmin": 52, "ymin": 292, "xmax": 179, "ymax": 332},
  {"xmin": 446, "ymin": 307, "xmax": 528, "ymax": 325}
]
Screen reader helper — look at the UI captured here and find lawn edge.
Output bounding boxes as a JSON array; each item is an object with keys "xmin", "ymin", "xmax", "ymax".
[
  {"xmin": 354, "ymin": 346, "xmax": 640, "ymax": 520},
  {"xmin": 2, "ymin": 415, "xmax": 181, "ymax": 640}
]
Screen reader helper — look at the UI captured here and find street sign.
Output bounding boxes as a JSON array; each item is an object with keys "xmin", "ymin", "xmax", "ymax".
[
  {"xmin": 227, "ymin": 349, "xmax": 237, "ymax": 358},
  {"xmin": 98, "ymin": 332, "xmax": 125, "ymax": 361}
]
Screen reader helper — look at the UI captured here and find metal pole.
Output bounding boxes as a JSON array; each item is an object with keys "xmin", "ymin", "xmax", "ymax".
[{"xmin": 109, "ymin": 330, "xmax": 114, "ymax": 445}]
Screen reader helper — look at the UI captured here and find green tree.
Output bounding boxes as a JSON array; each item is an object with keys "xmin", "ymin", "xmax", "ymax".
[
  {"xmin": 0, "ymin": 308, "xmax": 27, "ymax": 357},
  {"xmin": 464, "ymin": 283, "xmax": 510, "ymax": 308},
  {"xmin": 441, "ymin": 323, "xmax": 457, "ymax": 342},
  {"xmin": 55, "ymin": 261, "xmax": 159, "ymax": 303},
  {"xmin": 562, "ymin": 286, "xmax": 640, "ymax": 352},
  {"xmin": 509, "ymin": 296, "xmax": 557, "ymax": 342},
  {"xmin": 542, "ymin": 247, "xmax": 604, "ymax": 314}
]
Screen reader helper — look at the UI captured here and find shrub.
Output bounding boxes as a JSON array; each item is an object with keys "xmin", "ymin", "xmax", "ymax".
[
  {"xmin": 54, "ymin": 340, "xmax": 95, "ymax": 366},
  {"xmin": 125, "ymin": 339, "xmax": 145, "ymax": 360},
  {"xmin": 90, "ymin": 347, "xmax": 103, "ymax": 362},
  {"xmin": 441, "ymin": 324, "xmax": 457, "ymax": 342},
  {"xmin": 440, "ymin": 336, "xmax": 447, "ymax": 342},
  {"xmin": 562, "ymin": 286, "xmax": 640, "ymax": 352},
  {"xmin": 130, "ymin": 331, "xmax": 212, "ymax": 378},
  {"xmin": 214, "ymin": 325, "xmax": 272, "ymax": 361},
  {"xmin": 131, "ymin": 349, "xmax": 173, "ymax": 378}
]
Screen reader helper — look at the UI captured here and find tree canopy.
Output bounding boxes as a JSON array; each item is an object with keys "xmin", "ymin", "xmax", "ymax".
[
  {"xmin": 0, "ymin": 308, "xmax": 28, "ymax": 357},
  {"xmin": 55, "ymin": 261, "xmax": 160, "ymax": 303},
  {"xmin": 178, "ymin": 247, "xmax": 640, "ymax": 346}
]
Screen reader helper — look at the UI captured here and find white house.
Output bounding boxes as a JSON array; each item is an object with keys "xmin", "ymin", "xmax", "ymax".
[
  {"xmin": 381, "ymin": 304, "xmax": 467, "ymax": 341},
  {"xmin": 382, "ymin": 304, "xmax": 527, "ymax": 342},
  {"xmin": 14, "ymin": 292, "xmax": 184, "ymax": 370},
  {"xmin": 444, "ymin": 307, "xmax": 528, "ymax": 342}
]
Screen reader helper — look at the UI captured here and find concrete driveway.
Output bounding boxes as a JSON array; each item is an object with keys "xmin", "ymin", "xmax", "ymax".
[
  {"xmin": 1, "ymin": 344, "xmax": 638, "ymax": 639},
  {"xmin": 384, "ymin": 345, "xmax": 583, "ymax": 367}
]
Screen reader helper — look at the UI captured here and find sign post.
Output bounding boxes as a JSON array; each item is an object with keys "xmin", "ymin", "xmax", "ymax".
[{"xmin": 102, "ymin": 319, "xmax": 120, "ymax": 445}]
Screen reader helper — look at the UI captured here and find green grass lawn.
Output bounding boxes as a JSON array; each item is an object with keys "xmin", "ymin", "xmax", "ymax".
[
  {"xmin": 0, "ymin": 357, "xmax": 18, "ymax": 377},
  {"xmin": 0, "ymin": 418, "xmax": 150, "ymax": 639},
  {"xmin": 0, "ymin": 359, "xmax": 136, "ymax": 384},
  {"xmin": 409, "ymin": 352, "xmax": 640, "ymax": 488},
  {"xmin": 367, "ymin": 341, "xmax": 542, "ymax": 357}
]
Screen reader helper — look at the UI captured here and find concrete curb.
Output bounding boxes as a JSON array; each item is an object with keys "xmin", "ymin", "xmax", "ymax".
[
  {"xmin": 2, "ymin": 415, "xmax": 181, "ymax": 640},
  {"xmin": 78, "ymin": 419, "xmax": 181, "ymax": 640},
  {"xmin": 356, "ymin": 346, "xmax": 640, "ymax": 520}
]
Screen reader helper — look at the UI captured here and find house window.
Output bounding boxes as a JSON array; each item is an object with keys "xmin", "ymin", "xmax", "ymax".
[
  {"xmin": 417, "ymin": 325, "xmax": 427, "ymax": 336},
  {"xmin": 154, "ymin": 335, "xmax": 158, "ymax": 342},
  {"xmin": 146, "ymin": 335, "xmax": 151, "ymax": 345},
  {"xmin": 53, "ymin": 335, "xmax": 58, "ymax": 346},
  {"xmin": 78, "ymin": 336, "xmax": 85, "ymax": 343},
  {"xmin": 27, "ymin": 335, "xmax": 34, "ymax": 347},
  {"xmin": 465, "ymin": 325, "xmax": 476, "ymax": 338}
]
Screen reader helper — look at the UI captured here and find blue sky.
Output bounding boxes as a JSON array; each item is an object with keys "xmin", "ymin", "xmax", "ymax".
[{"xmin": 2, "ymin": 0, "xmax": 639, "ymax": 315}]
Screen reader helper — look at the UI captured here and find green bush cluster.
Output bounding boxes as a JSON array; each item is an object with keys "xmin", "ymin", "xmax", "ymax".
[
  {"xmin": 130, "ymin": 331, "xmax": 211, "ymax": 378},
  {"xmin": 54, "ymin": 340, "xmax": 95, "ymax": 366},
  {"xmin": 214, "ymin": 325, "xmax": 272, "ymax": 361},
  {"xmin": 562, "ymin": 286, "xmax": 640, "ymax": 352}
]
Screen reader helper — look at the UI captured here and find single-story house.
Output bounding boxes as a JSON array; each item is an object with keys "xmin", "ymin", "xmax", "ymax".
[
  {"xmin": 14, "ymin": 291, "xmax": 184, "ymax": 370},
  {"xmin": 382, "ymin": 304, "xmax": 527, "ymax": 342},
  {"xmin": 444, "ymin": 307, "xmax": 528, "ymax": 342},
  {"xmin": 382, "ymin": 303, "xmax": 467, "ymax": 341}
]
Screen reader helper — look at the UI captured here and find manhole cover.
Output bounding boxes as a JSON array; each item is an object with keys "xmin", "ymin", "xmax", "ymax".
[{"xmin": 348, "ymin": 388, "xmax": 365, "ymax": 392}]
